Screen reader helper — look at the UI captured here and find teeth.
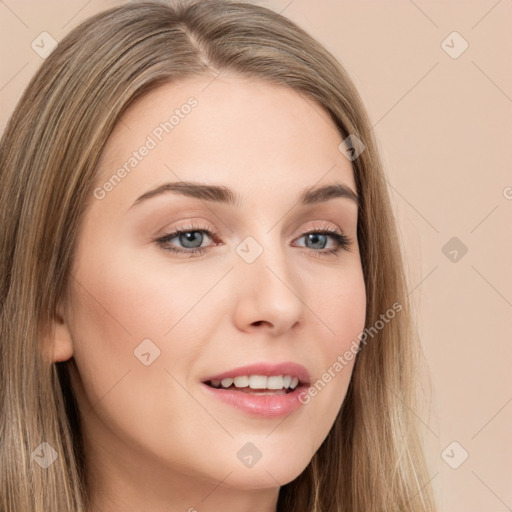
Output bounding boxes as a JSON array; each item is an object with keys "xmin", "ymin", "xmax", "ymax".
[
  {"xmin": 234, "ymin": 376, "xmax": 249, "ymax": 387},
  {"xmin": 249, "ymin": 375, "xmax": 267, "ymax": 389},
  {"xmin": 267, "ymin": 376, "xmax": 284, "ymax": 390},
  {"xmin": 209, "ymin": 375, "xmax": 301, "ymax": 390}
]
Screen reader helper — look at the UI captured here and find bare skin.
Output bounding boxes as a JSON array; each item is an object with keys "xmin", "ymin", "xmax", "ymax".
[{"xmin": 49, "ymin": 72, "xmax": 366, "ymax": 512}]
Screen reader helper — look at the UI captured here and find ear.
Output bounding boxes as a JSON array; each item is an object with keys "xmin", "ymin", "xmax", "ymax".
[{"xmin": 44, "ymin": 301, "xmax": 74, "ymax": 363}]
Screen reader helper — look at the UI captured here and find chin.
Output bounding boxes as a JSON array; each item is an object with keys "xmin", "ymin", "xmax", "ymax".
[{"xmin": 222, "ymin": 452, "xmax": 313, "ymax": 489}]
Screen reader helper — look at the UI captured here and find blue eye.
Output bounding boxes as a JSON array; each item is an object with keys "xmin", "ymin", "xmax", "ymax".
[
  {"xmin": 155, "ymin": 224, "xmax": 352, "ymax": 258},
  {"xmin": 297, "ymin": 231, "xmax": 351, "ymax": 254},
  {"xmin": 173, "ymin": 230, "xmax": 206, "ymax": 249},
  {"xmin": 156, "ymin": 225, "xmax": 214, "ymax": 257},
  {"xmin": 293, "ymin": 228, "xmax": 353, "ymax": 258}
]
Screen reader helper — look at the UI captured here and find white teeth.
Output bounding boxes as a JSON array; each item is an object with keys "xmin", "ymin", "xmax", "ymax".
[
  {"xmin": 233, "ymin": 376, "xmax": 249, "ymax": 387},
  {"xmin": 267, "ymin": 376, "xmax": 284, "ymax": 389},
  {"xmin": 221, "ymin": 377, "xmax": 234, "ymax": 388},
  {"xmin": 209, "ymin": 375, "xmax": 301, "ymax": 390},
  {"xmin": 249, "ymin": 375, "xmax": 268, "ymax": 389}
]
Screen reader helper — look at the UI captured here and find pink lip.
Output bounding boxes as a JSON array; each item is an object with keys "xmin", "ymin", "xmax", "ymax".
[{"xmin": 201, "ymin": 361, "xmax": 311, "ymax": 418}]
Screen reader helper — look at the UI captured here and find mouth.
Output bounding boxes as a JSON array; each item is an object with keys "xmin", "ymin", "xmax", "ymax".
[
  {"xmin": 204, "ymin": 374, "xmax": 302, "ymax": 395},
  {"xmin": 200, "ymin": 362, "xmax": 311, "ymax": 417}
]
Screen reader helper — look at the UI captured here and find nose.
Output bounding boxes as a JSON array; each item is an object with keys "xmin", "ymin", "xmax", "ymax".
[{"xmin": 231, "ymin": 244, "xmax": 305, "ymax": 336}]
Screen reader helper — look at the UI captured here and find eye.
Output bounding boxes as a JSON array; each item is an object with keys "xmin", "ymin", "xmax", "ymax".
[
  {"xmin": 155, "ymin": 224, "xmax": 218, "ymax": 257},
  {"xmin": 293, "ymin": 226, "xmax": 352, "ymax": 257}
]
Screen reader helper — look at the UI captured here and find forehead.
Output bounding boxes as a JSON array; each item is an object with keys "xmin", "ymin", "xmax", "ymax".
[{"xmin": 94, "ymin": 73, "xmax": 356, "ymax": 204}]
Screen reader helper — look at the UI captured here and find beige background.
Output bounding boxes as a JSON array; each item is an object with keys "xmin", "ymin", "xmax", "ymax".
[{"xmin": 1, "ymin": 0, "xmax": 511, "ymax": 510}]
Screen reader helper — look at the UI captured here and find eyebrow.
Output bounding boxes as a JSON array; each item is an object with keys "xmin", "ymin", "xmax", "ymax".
[{"xmin": 129, "ymin": 180, "xmax": 359, "ymax": 210}]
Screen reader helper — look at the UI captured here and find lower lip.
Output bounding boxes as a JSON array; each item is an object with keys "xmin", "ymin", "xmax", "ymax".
[{"xmin": 201, "ymin": 383, "xmax": 307, "ymax": 418}]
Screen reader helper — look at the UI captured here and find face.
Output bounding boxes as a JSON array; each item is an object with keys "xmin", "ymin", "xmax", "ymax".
[{"xmin": 56, "ymin": 73, "xmax": 366, "ymax": 504}]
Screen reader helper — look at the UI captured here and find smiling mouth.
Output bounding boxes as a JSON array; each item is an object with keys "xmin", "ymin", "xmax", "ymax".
[{"xmin": 204, "ymin": 375, "xmax": 301, "ymax": 395}]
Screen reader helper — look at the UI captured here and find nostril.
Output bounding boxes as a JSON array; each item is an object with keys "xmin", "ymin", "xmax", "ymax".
[{"xmin": 252, "ymin": 320, "xmax": 273, "ymax": 327}]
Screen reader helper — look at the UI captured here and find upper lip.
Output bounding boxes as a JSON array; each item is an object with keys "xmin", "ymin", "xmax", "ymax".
[{"xmin": 202, "ymin": 361, "xmax": 311, "ymax": 386}]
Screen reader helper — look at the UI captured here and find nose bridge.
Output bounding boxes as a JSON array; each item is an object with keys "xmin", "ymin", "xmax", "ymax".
[
  {"xmin": 236, "ymin": 228, "xmax": 292, "ymax": 287},
  {"xmin": 232, "ymin": 229, "xmax": 305, "ymax": 331}
]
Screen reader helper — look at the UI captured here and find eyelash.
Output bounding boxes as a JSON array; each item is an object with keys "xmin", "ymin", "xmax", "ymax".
[{"xmin": 155, "ymin": 223, "xmax": 353, "ymax": 258}]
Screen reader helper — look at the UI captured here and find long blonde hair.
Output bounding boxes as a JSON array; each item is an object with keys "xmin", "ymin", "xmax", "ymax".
[{"xmin": 0, "ymin": 1, "xmax": 436, "ymax": 510}]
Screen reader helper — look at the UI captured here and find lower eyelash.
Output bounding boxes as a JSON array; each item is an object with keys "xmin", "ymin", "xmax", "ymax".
[
  {"xmin": 162, "ymin": 244, "xmax": 208, "ymax": 257},
  {"xmin": 156, "ymin": 227, "xmax": 352, "ymax": 257}
]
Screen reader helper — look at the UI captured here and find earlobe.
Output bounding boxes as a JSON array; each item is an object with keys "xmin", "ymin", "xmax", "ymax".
[{"xmin": 45, "ymin": 303, "xmax": 74, "ymax": 363}]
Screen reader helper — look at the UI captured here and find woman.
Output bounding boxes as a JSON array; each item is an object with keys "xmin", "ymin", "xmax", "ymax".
[{"xmin": 0, "ymin": 1, "xmax": 437, "ymax": 511}]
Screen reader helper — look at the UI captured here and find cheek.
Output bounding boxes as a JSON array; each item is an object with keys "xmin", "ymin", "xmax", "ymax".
[
  {"xmin": 66, "ymin": 248, "xmax": 227, "ymax": 472},
  {"xmin": 70, "ymin": 238, "xmax": 226, "ymax": 345},
  {"xmin": 305, "ymin": 256, "xmax": 367, "ymax": 361},
  {"xmin": 323, "ymin": 267, "xmax": 366, "ymax": 356},
  {"xmin": 296, "ymin": 260, "xmax": 366, "ymax": 445},
  {"xmin": 66, "ymin": 241, "xmax": 229, "ymax": 415}
]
